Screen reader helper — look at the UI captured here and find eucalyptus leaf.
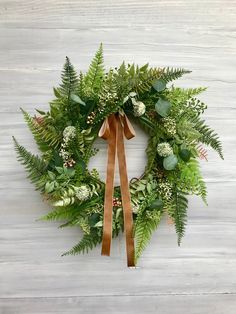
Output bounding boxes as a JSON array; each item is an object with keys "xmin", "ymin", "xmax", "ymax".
[
  {"xmin": 148, "ymin": 199, "xmax": 163, "ymax": 210},
  {"xmin": 70, "ymin": 94, "xmax": 86, "ymax": 106},
  {"xmin": 55, "ymin": 166, "xmax": 64, "ymax": 174},
  {"xmin": 47, "ymin": 171, "xmax": 56, "ymax": 180},
  {"xmin": 94, "ymin": 221, "xmax": 103, "ymax": 227},
  {"xmin": 116, "ymin": 207, "xmax": 123, "ymax": 219},
  {"xmin": 76, "ymin": 158, "xmax": 87, "ymax": 173},
  {"xmin": 66, "ymin": 168, "xmax": 75, "ymax": 177},
  {"xmin": 163, "ymin": 154, "xmax": 178, "ymax": 170},
  {"xmin": 152, "ymin": 79, "xmax": 166, "ymax": 92},
  {"xmin": 129, "ymin": 91, "xmax": 137, "ymax": 97},
  {"xmin": 88, "ymin": 213, "xmax": 100, "ymax": 226},
  {"xmin": 123, "ymin": 95, "xmax": 129, "ymax": 104},
  {"xmin": 155, "ymin": 98, "xmax": 171, "ymax": 117},
  {"xmin": 179, "ymin": 149, "xmax": 191, "ymax": 162},
  {"xmin": 45, "ymin": 181, "xmax": 54, "ymax": 193},
  {"xmin": 146, "ymin": 182, "xmax": 152, "ymax": 194},
  {"xmin": 36, "ymin": 109, "xmax": 46, "ymax": 115},
  {"xmin": 136, "ymin": 184, "xmax": 146, "ymax": 192}
]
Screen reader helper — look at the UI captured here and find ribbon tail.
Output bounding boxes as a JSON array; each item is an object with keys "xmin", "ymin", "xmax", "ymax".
[
  {"xmin": 101, "ymin": 114, "xmax": 117, "ymax": 256},
  {"xmin": 98, "ymin": 116, "xmax": 110, "ymax": 140},
  {"xmin": 116, "ymin": 115, "xmax": 135, "ymax": 267},
  {"xmin": 122, "ymin": 114, "xmax": 136, "ymax": 140}
]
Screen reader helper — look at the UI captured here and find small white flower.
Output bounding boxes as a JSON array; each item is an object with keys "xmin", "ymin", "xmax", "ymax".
[
  {"xmin": 75, "ymin": 185, "xmax": 91, "ymax": 201},
  {"xmin": 133, "ymin": 100, "xmax": 146, "ymax": 117},
  {"xmin": 162, "ymin": 117, "xmax": 176, "ymax": 136},
  {"xmin": 157, "ymin": 142, "xmax": 173, "ymax": 157},
  {"xmin": 63, "ymin": 126, "xmax": 77, "ymax": 142},
  {"xmin": 159, "ymin": 181, "xmax": 172, "ymax": 200},
  {"xmin": 59, "ymin": 149, "xmax": 70, "ymax": 160},
  {"xmin": 132, "ymin": 204, "xmax": 140, "ymax": 214}
]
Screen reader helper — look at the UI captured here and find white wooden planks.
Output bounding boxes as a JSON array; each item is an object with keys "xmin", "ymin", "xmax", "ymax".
[{"xmin": 0, "ymin": 0, "xmax": 235, "ymax": 313}]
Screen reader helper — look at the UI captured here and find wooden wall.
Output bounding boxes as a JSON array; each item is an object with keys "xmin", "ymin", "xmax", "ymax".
[{"xmin": 0, "ymin": 1, "xmax": 235, "ymax": 313}]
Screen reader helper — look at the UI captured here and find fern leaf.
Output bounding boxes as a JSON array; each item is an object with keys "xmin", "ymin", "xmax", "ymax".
[
  {"xmin": 160, "ymin": 67, "xmax": 191, "ymax": 83},
  {"xmin": 78, "ymin": 71, "xmax": 85, "ymax": 99},
  {"xmin": 94, "ymin": 70, "xmax": 120, "ymax": 124},
  {"xmin": 135, "ymin": 67, "xmax": 162, "ymax": 94},
  {"xmin": 13, "ymin": 137, "xmax": 47, "ymax": 190},
  {"xmin": 21, "ymin": 108, "xmax": 60, "ymax": 151},
  {"xmin": 194, "ymin": 119, "xmax": 224, "ymax": 159},
  {"xmin": 113, "ymin": 61, "xmax": 130, "ymax": 98},
  {"xmin": 84, "ymin": 43, "xmax": 104, "ymax": 96},
  {"xmin": 173, "ymin": 190, "xmax": 188, "ymax": 246},
  {"xmin": 197, "ymin": 144, "xmax": 208, "ymax": 161},
  {"xmin": 135, "ymin": 210, "xmax": 162, "ymax": 262},
  {"xmin": 59, "ymin": 56, "xmax": 78, "ymax": 96},
  {"xmin": 39, "ymin": 204, "xmax": 83, "ymax": 222},
  {"xmin": 62, "ymin": 229, "xmax": 102, "ymax": 256}
]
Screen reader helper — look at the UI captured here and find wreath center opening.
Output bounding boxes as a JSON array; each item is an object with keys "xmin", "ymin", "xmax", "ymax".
[{"xmin": 88, "ymin": 120, "xmax": 149, "ymax": 187}]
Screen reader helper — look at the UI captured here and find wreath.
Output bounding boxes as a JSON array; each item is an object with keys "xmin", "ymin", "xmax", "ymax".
[{"xmin": 14, "ymin": 44, "xmax": 223, "ymax": 267}]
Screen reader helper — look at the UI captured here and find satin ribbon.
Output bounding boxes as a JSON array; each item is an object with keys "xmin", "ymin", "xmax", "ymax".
[{"xmin": 99, "ymin": 113, "xmax": 136, "ymax": 267}]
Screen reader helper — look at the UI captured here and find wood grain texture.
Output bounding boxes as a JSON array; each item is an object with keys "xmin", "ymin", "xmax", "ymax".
[{"xmin": 0, "ymin": 0, "xmax": 235, "ymax": 313}]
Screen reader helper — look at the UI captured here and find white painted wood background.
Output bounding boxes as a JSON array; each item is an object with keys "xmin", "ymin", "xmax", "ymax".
[{"xmin": 0, "ymin": 1, "xmax": 236, "ymax": 313}]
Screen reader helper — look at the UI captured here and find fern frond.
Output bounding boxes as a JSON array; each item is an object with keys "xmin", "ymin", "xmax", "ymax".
[
  {"xmin": 194, "ymin": 118, "xmax": 224, "ymax": 159},
  {"xmin": 84, "ymin": 43, "xmax": 104, "ymax": 96},
  {"xmin": 94, "ymin": 70, "xmax": 120, "ymax": 124},
  {"xmin": 53, "ymin": 197, "xmax": 75, "ymax": 207},
  {"xmin": 78, "ymin": 71, "xmax": 85, "ymax": 99},
  {"xmin": 135, "ymin": 67, "xmax": 162, "ymax": 94},
  {"xmin": 160, "ymin": 67, "xmax": 191, "ymax": 83},
  {"xmin": 135, "ymin": 210, "xmax": 162, "ymax": 262},
  {"xmin": 13, "ymin": 137, "xmax": 47, "ymax": 190},
  {"xmin": 59, "ymin": 56, "xmax": 78, "ymax": 96},
  {"xmin": 197, "ymin": 144, "xmax": 208, "ymax": 161},
  {"xmin": 21, "ymin": 108, "xmax": 61, "ymax": 150},
  {"xmin": 21, "ymin": 108, "xmax": 49, "ymax": 151},
  {"xmin": 171, "ymin": 190, "xmax": 188, "ymax": 246},
  {"xmin": 113, "ymin": 61, "xmax": 130, "ymax": 98},
  {"xmin": 39, "ymin": 206, "xmax": 77, "ymax": 221},
  {"xmin": 62, "ymin": 229, "xmax": 102, "ymax": 256}
]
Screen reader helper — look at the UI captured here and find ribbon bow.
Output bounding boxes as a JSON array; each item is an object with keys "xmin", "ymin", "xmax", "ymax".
[{"xmin": 99, "ymin": 112, "xmax": 136, "ymax": 267}]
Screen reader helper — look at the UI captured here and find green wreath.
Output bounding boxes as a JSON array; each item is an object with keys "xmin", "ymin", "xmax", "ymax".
[{"xmin": 13, "ymin": 44, "xmax": 223, "ymax": 266}]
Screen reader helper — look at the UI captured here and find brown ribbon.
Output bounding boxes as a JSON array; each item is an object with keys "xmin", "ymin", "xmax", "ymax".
[{"xmin": 99, "ymin": 113, "xmax": 136, "ymax": 267}]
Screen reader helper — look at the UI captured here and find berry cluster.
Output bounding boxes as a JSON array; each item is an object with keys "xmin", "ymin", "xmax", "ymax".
[
  {"xmin": 87, "ymin": 111, "xmax": 96, "ymax": 124},
  {"xmin": 63, "ymin": 158, "xmax": 76, "ymax": 168},
  {"xmin": 113, "ymin": 197, "xmax": 122, "ymax": 207}
]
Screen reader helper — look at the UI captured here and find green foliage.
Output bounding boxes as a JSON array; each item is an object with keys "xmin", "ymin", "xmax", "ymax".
[
  {"xmin": 84, "ymin": 43, "xmax": 104, "ymax": 97},
  {"xmin": 135, "ymin": 206, "xmax": 162, "ymax": 262},
  {"xmin": 167, "ymin": 86, "xmax": 207, "ymax": 118},
  {"xmin": 59, "ymin": 56, "xmax": 78, "ymax": 96},
  {"xmin": 21, "ymin": 108, "xmax": 61, "ymax": 150},
  {"xmin": 160, "ymin": 67, "xmax": 191, "ymax": 83},
  {"xmin": 169, "ymin": 190, "xmax": 188, "ymax": 246},
  {"xmin": 133, "ymin": 66, "xmax": 162, "ymax": 94},
  {"xmin": 178, "ymin": 159, "xmax": 207, "ymax": 203},
  {"xmin": 62, "ymin": 229, "xmax": 102, "ymax": 256},
  {"xmin": 78, "ymin": 71, "xmax": 85, "ymax": 99},
  {"xmin": 39, "ymin": 206, "xmax": 77, "ymax": 221},
  {"xmin": 131, "ymin": 176, "xmax": 163, "ymax": 262},
  {"xmin": 50, "ymin": 57, "xmax": 80, "ymax": 124},
  {"xmin": 13, "ymin": 137, "xmax": 48, "ymax": 190},
  {"xmin": 193, "ymin": 118, "xmax": 224, "ymax": 159},
  {"xmin": 163, "ymin": 154, "xmax": 178, "ymax": 170},
  {"xmin": 155, "ymin": 98, "xmax": 171, "ymax": 117}
]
